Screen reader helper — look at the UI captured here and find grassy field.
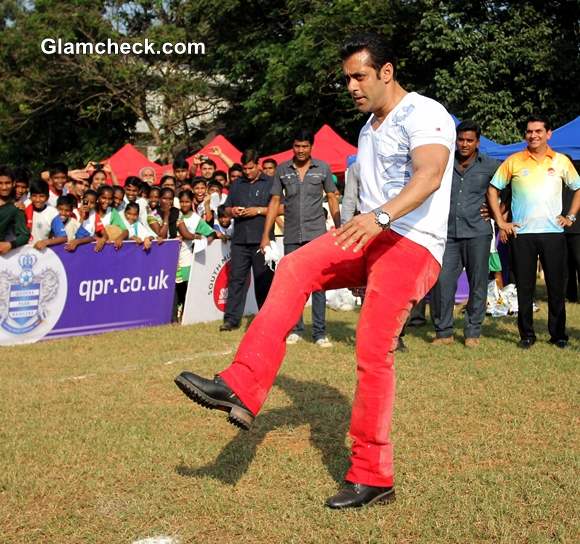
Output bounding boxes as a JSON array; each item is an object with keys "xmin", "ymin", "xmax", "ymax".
[{"xmin": 1, "ymin": 295, "xmax": 579, "ymax": 544}]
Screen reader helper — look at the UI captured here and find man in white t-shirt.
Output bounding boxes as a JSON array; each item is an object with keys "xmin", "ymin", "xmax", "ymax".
[{"xmin": 175, "ymin": 33, "xmax": 455, "ymax": 509}]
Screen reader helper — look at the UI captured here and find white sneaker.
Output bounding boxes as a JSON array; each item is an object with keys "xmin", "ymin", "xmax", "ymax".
[
  {"xmin": 315, "ymin": 337, "xmax": 333, "ymax": 348},
  {"xmin": 286, "ymin": 333, "xmax": 303, "ymax": 345}
]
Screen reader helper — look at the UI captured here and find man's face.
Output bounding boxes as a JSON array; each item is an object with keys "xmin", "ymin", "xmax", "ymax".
[
  {"xmin": 124, "ymin": 184, "xmax": 139, "ymax": 202},
  {"xmin": 57, "ymin": 204, "xmax": 73, "ymax": 222},
  {"xmin": 30, "ymin": 193, "xmax": 48, "ymax": 210},
  {"xmin": 174, "ymin": 168, "xmax": 189, "ymax": 182},
  {"xmin": 193, "ymin": 182, "xmax": 207, "ymax": 202},
  {"xmin": 456, "ymin": 131, "xmax": 479, "ymax": 159},
  {"xmin": 242, "ymin": 161, "xmax": 260, "ymax": 181},
  {"xmin": 50, "ymin": 172, "xmax": 67, "ymax": 191},
  {"xmin": 0, "ymin": 176, "xmax": 13, "ymax": 199},
  {"xmin": 292, "ymin": 141, "xmax": 312, "ymax": 163},
  {"xmin": 343, "ymin": 50, "xmax": 390, "ymax": 114},
  {"xmin": 200, "ymin": 163, "xmax": 215, "ymax": 179},
  {"xmin": 525, "ymin": 121, "xmax": 551, "ymax": 152},
  {"xmin": 262, "ymin": 163, "xmax": 276, "ymax": 177},
  {"xmin": 141, "ymin": 168, "xmax": 156, "ymax": 185},
  {"xmin": 229, "ymin": 170, "xmax": 242, "ymax": 183}
]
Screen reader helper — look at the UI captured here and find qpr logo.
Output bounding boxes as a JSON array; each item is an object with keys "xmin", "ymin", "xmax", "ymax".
[{"xmin": 0, "ymin": 248, "xmax": 67, "ymax": 345}]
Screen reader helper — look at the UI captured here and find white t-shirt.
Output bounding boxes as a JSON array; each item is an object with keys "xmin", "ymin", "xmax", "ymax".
[
  {"xmin": 29, "ymin": 205, "xmax": 59, "ymax": 244},
  {"xmin": 357, "ymin": 92, "xmax": 455, "ymax": 264}
]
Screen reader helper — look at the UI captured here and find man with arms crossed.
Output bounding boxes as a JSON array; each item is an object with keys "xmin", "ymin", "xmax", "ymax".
[{"xmin": 175, "ymin": 33, "xmax": 455, "ymax": 509}]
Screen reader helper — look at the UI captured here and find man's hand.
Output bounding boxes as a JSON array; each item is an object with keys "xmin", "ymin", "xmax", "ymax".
[
  {"xmin": 480, "ymin": 202, "xmax": 491, "ymax": 221},
  {"xmin": 240, "ymin": 207, "xmax": 261, "ymax": 217},
  {"xmin": 259, "ymin": 235, "xmax": 271, "ymax": 254},
  {"xmin": 231, "ymin": 206, "xmax": 245, "ymax": 218},
  {"xmin": 497, "ymin": 221, "xmax": 521, "ymax": 243},
  {"xmin": 0, "ymin": 241, "xmax": 12, "ymax": 255},
  {"xmin": 333, "ymin": 212, "xmax": 382, "ymax": 253},
  {"xmin": 556, "ymin": 215, "xmax": 573, "ymax": 228}
]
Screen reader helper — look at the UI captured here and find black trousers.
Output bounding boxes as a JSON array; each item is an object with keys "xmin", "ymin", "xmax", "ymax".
[
  {"xmin": 431, "ymin": 235, "xmax": 491, "ymax": 339},
  {"xmin": 511, "ymin": 233, "xmax": 568, "ymax": 341},
  {"xmin": 223, "ymin": 242, "xmax": 274, "ymax": 326},
  {"xmin": 565, "ymin": 233, "xmax": 580, "ymax": 302}
]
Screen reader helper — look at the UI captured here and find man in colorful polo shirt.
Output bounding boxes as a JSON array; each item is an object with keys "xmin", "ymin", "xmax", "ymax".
[{"xmin": 487, "ymin": 115, "xmax": 580, "ymax": 349}]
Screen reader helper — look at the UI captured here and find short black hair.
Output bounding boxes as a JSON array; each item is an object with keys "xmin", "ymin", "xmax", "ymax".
[
  {"xmin": 29, "ymin": 178, "xmax": 49, "ymax": 196},
  {"xmin": 201, "ymin": 158, "xmax": 216, "ymax": 169},
  {"xmin": 456, "ymin": 120, "xmax": 481, "ymax": 139},
  {"xmin": 84, "ymin": 189, "xmax": 97, "ymax": 200},
  {"xmin": 217, "ymin": 204, "xmax": 228, "ymax": 218},
  {"xmin": 0, "ymin": 165, "xmax": 14, "ymax": 180},
  {"xmin": 56, "ymin": 194, "xmax": 76, "ymax": 209},
  {"xmin": 160, "ymin": 187, "xmax": 175, "ymax": 199},
  {"xmin": 48, "ymin": 162, "xmax": 68, "ymax": 176},
  {"xmin": 293, "ymin": 128, "xmax": 314, "ymax": 145},
  {"xmin": 208, "ymin": 180, "xmax": 223, "ymax": 192},
  {"xmin": 241, "ymin": 149, "xmax": 260, "ymax": 165},
  {"xmin": 178, "ymin": 189, "xmax": 194, "ymax": 200},
  {"xmin": 340, "ymin": 32, "xmax": 397, "ymax": 79},
  {"xmin": 124, "ymin": 176, "xmax": 141, "ymax": 189},
  {"xmin": 149, "ymin": 185, "xmax": 161, "ymax": 196},
  {"xmin": 113, "ymin": 185, "xmax": 125, "ymax": 195},
  {"xmin": 173, "ymin": 157, "xmax": 189, "ymax": 171},
  {"xmin": 262, "ymin": 158, "xmax": 277, "ymax": 168},
  {"xmin": 125, "ymin": 201, "xmax": 140, "ymax": 214},
  {"xmin": 526, "ymin": 114, "xmax": 552, "ymax": 132},
  {"xmin": 191, "ymin": 177, "xmax": 207, "ymax": 188},
  {"xmin": 97, "ymin": 185, "xmax": 113, "ymax": 197},
  {"xmin": 214, "ymin": 169, "xmax": 227, "ymax": 179},
  {"xmin": 13, "ymin": 167, "xmax": 30, "ymax": 184},
  {"xmin": 160, "ymin": 174, "xmax": 176, "ymax": 185},
  {"xmin": 229, "ymin": 163, "xmax": 243, "ymax": 175}
]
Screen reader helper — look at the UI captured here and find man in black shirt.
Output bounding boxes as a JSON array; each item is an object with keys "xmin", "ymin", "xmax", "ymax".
[
  {"xmin": 430, "ymin": 120, "xmax": 499, "ymax": 347},
  {"xmin": 220, "ymin": 150, "xmax": 278, "ymax": 331}
]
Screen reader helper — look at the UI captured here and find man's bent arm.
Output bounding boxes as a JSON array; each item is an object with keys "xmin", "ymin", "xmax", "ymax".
[
  {"xmin": 260, "ymin": 195, "xmax": 282, "ymax": 250},
  {"xmin": 326, "ymin": 191, "xmax": 341, "ymax": 228}
]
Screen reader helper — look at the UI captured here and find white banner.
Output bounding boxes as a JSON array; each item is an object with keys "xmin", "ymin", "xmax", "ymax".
[{"xmin": 181, "ymin": 240, "xmax": 258, "ymax": 325}]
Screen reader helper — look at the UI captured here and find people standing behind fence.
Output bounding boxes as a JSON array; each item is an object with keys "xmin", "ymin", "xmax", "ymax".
[
  {"xmin": 430, "ymin": 120, "xmax": 500, "ymax": 348},
  {"xmin": 487, "ymin": 114, "xmax": 580, "ymax": 349},
  {"xmin": 0, "ymin": 165, "xmax": 30, "ymax": 255},
  {"xmin": 25, "ymin": 179, "xmax": 59, "ymax": 246}
]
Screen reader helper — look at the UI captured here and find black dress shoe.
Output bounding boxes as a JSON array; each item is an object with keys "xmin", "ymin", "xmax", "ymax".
[
  {"xmin": 219, "ymin": 322, "xmax": 240, "ymax": 332},
  {"xmin": 518, "ymin": 337, "xmax": 536, "ymax": 349},
  {"xmin": 174, "ymin": 372, "xmax": 254, "ymax": 430},
  {"xmin": 325, "ymin": 482, "xmax": 395, "ymax": 509},
  {"xmin": 549, "ymin": 338, "xmax": 568, "ymax": 349}
]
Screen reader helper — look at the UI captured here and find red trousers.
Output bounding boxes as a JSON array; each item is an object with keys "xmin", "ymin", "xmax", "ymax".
[{"xmin": 219, "ymin": 230, "xmax": 440, "ymax": 487}]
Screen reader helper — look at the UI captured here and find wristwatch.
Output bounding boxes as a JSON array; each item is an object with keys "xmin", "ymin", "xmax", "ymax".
[
  {"xmin": 372, "ymin": 207, "xmax": 391, "ymax": 231},
  {"xmin": 566, "ymin": 214, "xmax": 576, "ymax": 223}
]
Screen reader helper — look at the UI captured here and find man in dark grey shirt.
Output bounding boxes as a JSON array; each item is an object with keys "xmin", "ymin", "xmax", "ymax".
[
  {"xmin": 260, "ymin": 128, "xmax": 340, "ymax": 347},
  {"xmin": 430, "ymin": 120, "xmax": 500, "ymax": 347}
]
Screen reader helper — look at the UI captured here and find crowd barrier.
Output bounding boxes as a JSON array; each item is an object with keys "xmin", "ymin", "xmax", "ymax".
[
  {"xmin": 1, "ymin": 238, "xmax": 471, "ymax": 346},
  {"xmin": 0, "ymin": 241, "xmax": 179, "ymax": 346}
]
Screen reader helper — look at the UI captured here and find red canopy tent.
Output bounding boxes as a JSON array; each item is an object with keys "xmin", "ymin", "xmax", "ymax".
[
  {"xmin": 186, "ymin": 135, "xmax": 242, "ymax": 173},
  {"xmin": 105, "ymin": 144, "xmax": 165, "ymax": 186},
  {"xmin": 261, "ymin": 125, "xmax": 358, "ymax": 173}
]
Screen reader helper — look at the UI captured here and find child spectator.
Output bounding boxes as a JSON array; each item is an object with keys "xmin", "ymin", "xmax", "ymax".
[
  {"xmin": 0, "ymin": 165, "xmax": 29, "ymax": 255},
  {"xmin": 213, "ymin": 204, "xmax": 234, "ymax": 240},
  {"xmin": 155, "ymin": 187, "xmax": 180, "ymax": 239},
  {"xmin": 94, "ymin": 185, "xmax": 127, "ymax": 249},
  {"xmin": 123, "ymin": 202, "xmax": 157, "ymax": 251},
  {"xmin": 228, "ymin": 164, "xmax": 243, "ymax": 187},
  {"xmin": 123, "ymin": 176, "xmax": 149, "ymax": 225},
  {"xmin": 47, "ymin": 163, "xmax": 68, "ymax": 207},
  {"xmin": 88, "ymin": 167, "xmax": 108, "ymax": 191},
  {"xmin": 35, "ymin": 195, "xmax": 96, "ymax": 252},
  {"xmin": 192, "ymin": 177, "xmax": 213, "ymax": 223},
  {"xmin": 25, "ymin": 179, "xmax": 59, "ymax": 245},
  {"xmin": 214, "ymin": 170, "xmax": 228, "ymax": 189},
  {"xmin": 113, "ymin": 186, "xmax": 125, "ymax": 211},
  {"xmin": 12, "ymin": 167, "xmax": 30, "ymax": 210},
  {"xmin": 71, "ymin": 178, "xmax": 90, "ymax": 206},
  {"xmin": 175, "ymin": 189, "xmax": 217, "ymax": 314},
  {"xmin": 208, "ymin": 180, "xmax": 226, "ymax": 207},
  {"xmin": 172, "ymin": 158, "xmax": 190, "ymax": 185}
]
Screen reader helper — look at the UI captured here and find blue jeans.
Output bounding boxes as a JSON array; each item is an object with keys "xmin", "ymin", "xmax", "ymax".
[{"xmin": 285, "ymin": 242, "xmax": 326, "ymax": 340}]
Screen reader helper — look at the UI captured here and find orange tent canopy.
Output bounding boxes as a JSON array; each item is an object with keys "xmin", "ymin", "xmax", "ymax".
[{"xmin": 261, "ymin": 125, "xmax": 357, "ymax": 173}]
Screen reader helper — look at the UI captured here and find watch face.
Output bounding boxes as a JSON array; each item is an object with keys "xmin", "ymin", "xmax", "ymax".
[{"xmin": 378, "ymin": 213, "xmax": 389, "ymax": 225}]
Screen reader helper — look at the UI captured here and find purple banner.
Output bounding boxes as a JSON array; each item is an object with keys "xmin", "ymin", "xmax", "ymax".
[{"xmin": 43, "ymin": 240, "xmax": 179, "ymax": 340}]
